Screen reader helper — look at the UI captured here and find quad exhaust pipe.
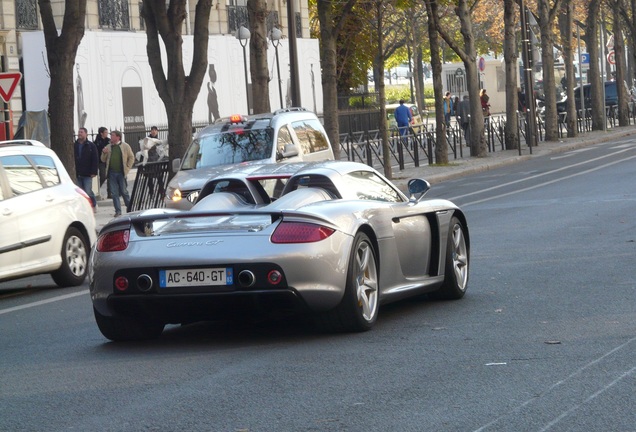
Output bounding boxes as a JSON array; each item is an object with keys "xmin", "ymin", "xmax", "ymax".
[
  {"xmin": 137, "ymin": 274, "xmax": 153, "ymax": 292},
  {"xmin": 238, "ymin": 270, "xmax": 255, "ymax": 287}
]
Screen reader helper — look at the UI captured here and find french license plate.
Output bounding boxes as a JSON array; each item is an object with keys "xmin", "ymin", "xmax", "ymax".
[{"xmin": 159, "ymin": 267, "xmax": 233, "ymax": 288}]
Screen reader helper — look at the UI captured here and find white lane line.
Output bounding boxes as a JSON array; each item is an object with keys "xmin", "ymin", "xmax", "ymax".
[
  {"xmin": 461, "ymin": 153, "xmax": 636, "ymax": 207},
  {"xmin": 0, "ymin": 289, "xmax": 89, "ymax": 316},
  {"xmin": 449, "ymin": 146, "xmax": 636, "ymax": 202},
  {"xmin": 538, "ymin": 365, "xmax": 636, "ymax": 431},
  {"xmin": 551, "ymin": 147, "xmax": 595, "ymax": 160},
  {"xmin": 472, "ymin": 336, "xmax": 636, "ymax": 432}
]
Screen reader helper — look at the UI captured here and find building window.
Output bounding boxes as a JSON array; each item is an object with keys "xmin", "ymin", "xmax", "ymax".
[
  {"xmin": 139, "ymin": 1, "xmax": 145, "ymax": 31},
  {"xmin": 267, "ymin": 11, "xmax": 279, "ymax": 33},
  {"xmin": 295, "ymin": 12, "xmax": 302, "ymax": 38},
  {"xmin": 227, "ymin": 3, "xmax": 279, "ymax": 35},
  {"xmin": 227, "ymin": 5, "xmax": 249, "ymax": 34},
  {"xmin": 99, "ymin": 0, "xmax": 130, "ymax": 30},
  {"xmin": 16, "ymin": 0, "xmax": 38, "ymax": 29}
]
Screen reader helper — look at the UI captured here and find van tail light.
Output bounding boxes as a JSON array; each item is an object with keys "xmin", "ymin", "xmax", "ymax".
[
  {"xmin": 97, "ymin": 230, "xmax": 130, "ymax": 252},
  {"xmin": 271, "ymin": 222, "xmax": 335, "ymax": 244}
]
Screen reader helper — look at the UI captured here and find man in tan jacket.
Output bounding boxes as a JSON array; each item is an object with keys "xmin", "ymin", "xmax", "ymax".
[{"xmin": 101, "ymin": 130, "xmax": 135, "ymax": 217}]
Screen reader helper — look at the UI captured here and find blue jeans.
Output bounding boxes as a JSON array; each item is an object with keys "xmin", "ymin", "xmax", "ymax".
[
  {"xmin": 444, "ymin": 112, "xmax": 451, "ymax": 127},
  {"xmin": 397, "ymin": 122, "xmax": 409, "ymax": 136},
  {"xmin": 108, "ymin": 171, "xmax": 130, "ymax": 214},
  {"xmin": 76, "ymin": 175, "xmax": 96, "ymax": 208}
]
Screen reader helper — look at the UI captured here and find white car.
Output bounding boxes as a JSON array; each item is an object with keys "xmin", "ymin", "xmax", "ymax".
[
  {"xmin": 165, "ymin": 108, "xmax": 334, "ymax": 210},
  {"xmin": 0, "ymin": 140, "xmax": 97, "ymax": 286}
]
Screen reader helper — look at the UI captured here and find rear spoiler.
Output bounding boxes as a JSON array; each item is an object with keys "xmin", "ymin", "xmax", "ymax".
[{"xmin": 98, "ymin": 209, "xmax": 338, "ymax": 236}]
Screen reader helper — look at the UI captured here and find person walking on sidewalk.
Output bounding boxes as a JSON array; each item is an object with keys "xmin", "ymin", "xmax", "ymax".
[
  {"xmin": 73, "ymin": 127, "xmax": 99, "ymax": 212},
  {"xmin": 443, "ymin": 92, "xmax": 454, "ymax": 127},
  {"xmin": 94, "ymin": 126, "xmax": 110, "ymax": 199},
  {"xmin": 101, "ymin": 130, "xmax": 135, "ymax": 217},
  {"xmin": 394, "ymin": 99, "xmax": 413, "ymax": 137},
  {"xmin": 456, "ymin": 95, "xmax": 471, "ymax": 146}
]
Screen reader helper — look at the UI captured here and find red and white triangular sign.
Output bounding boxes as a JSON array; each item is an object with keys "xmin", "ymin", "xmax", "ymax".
[{"xmin": 0, "ymin": 72, "xmax": 22, "ymax": 103}]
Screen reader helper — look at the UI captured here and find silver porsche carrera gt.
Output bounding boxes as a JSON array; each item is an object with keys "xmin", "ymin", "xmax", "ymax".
[{"xmin": 89, "ymin": 161, "xmax": 469, "ymax": 341}]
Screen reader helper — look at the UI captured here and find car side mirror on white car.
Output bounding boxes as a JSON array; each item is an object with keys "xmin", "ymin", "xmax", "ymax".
[
  {"xmin": 172, "ymin": 158, "xmax": 181, "ymax": 173},
  {"xmin": 278, "ymin": 143, "xmax": 299, "ymax": 160}
]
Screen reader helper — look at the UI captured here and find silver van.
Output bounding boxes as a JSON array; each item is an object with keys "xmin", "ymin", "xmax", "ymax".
[{"xmin": 165, "ymin": 108, "xmax": 334, "ymax": 209}]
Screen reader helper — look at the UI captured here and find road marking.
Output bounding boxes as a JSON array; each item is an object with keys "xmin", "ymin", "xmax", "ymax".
[
  {"xmin": 551, "ymin": 147, "xmax": 595, "ymax": 160},
  {"xmin": 538, "ymin": 365, "xmax": 636, "ymax": 431},
  {"xmin": 461, "ymin": 153, "xmax": 636, "ymax": 207},
  {"xmin": 473, "ymin": 337, "xmax": 636, "ymax": 432},
  {"xmin": 449, "ymin": 146, "xmax": 635, "ymax": 202},
  {"xmin": 0, "ymin": 289, "xmax": 88, "ymax": 316}
]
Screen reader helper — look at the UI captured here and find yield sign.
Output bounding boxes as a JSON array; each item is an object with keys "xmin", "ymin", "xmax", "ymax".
[{"xmin": 0, "ymin": 72, "xmax": 22, "ymax": 103}]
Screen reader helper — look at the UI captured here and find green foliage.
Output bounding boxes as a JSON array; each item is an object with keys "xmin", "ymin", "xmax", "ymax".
[
  {"xmin": 348, "ymin": 95, "xmax": 379, "ymax": 109},
  {"xmin": 384, "ymin": 85, "xmax": 434, "ymax": 104}
]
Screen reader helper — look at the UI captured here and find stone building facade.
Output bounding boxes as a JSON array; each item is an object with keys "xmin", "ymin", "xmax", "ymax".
[{"xmin": 1, "ymin": 0, "xmax": 318, "ymax": 139}]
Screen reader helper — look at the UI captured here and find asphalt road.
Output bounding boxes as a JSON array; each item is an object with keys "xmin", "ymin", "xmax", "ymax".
[{"xmin": 1, "ymin": 137, "xmax": 635, "ymax": 432}]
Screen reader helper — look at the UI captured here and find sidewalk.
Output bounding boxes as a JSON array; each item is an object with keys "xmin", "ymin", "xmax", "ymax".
[{"xmin": 94, "ymin": 126, "xmax": 636, "ymax": 232}]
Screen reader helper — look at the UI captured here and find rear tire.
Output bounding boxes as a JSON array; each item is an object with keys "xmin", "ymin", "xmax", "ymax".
[
  {"xmin": 93, "ymin": 307, "xmax": 164, "ymax": 341},
  {"xmin": 433, "ymin": 216, "xmax": 469, "ymax": 300},
  {"xmin": 316, "ymin": 232, "xmax": 379, "ymax": 332},
  {"xmin": 51, "ymin": 227, "xmax": 89, "ymax": 287}
]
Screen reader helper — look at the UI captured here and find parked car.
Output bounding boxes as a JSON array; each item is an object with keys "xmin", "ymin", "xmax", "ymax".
[
  {"xmin": 165, "ymin": 107, "xmax": 334, "ymax": 210},
  {"xmin": 90, "ymin": 160, "xmax": 469, "ymax": 341},
  {"xmin": 0, "ymin": 140, "xmax": 97, "ymax": 286},
  {"xmin": 556, "ymin": 81, "xmax": 618, "ymax": 114}
]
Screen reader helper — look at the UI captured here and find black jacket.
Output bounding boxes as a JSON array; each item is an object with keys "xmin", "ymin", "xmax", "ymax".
[
  {"xmin": 94, "ymin": 135, "xmax": 110, "ymax": 155},
  {"xmin": 74, "ymin": 139, "xmax": 99, "ymax": 177}
]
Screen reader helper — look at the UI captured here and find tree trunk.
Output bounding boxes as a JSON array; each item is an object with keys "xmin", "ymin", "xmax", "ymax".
[
  {"xmin": 454, "ymin": 0, "xmax": 486, "ymax": 157},
  {"xmin": 414, "ymin": 46, "xmax": 426, "ymax": 118},
  {"xmin": 317, "ymin": 0, "xmax": 357, "ymax": 161},
  {"xmin": 537, "ymin": 0, "xmax": 563, "ymax": 142},
  {"xmin": 317, "ymin": 1, "xmax": 341, "ymax": 159},
  {"xmin": 38, "ymin": 0, "xmax": 87, "ymax": 178},
  {"xmin": 143, "ymin": 0, "xmax": 212, "ymax": 180},
  {"xmin": 503, "ymin": 0, "xmax": 520, "ymax": 149},
  {"xmin": 612, "ymin": 2, "xmax": 629, "ymax": 126},
  {"xmin": 248, "ymin": 0, "xmax": 271, "ymax": 114},
  {"xmin": 410, "ymin": 14, "xmax": 426, "ymax": 118},
  {"xmin": 425, "ymin": 0, "xmax": 448, "ymax": 164},
  {"xmin": 558, "ymin": 0, "xmax": 576, "ymax": 137},
  {"xmin": 375, "ymin": 0, "xmax": 391, "ymax": 179},
  {"xmin": 584, "ymin": 0, "xmax": 604, "ymax": 130}
]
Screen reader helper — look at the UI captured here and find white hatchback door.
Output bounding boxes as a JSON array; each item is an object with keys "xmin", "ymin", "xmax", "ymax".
[
  {"xmin": 0, "ymin": 158, "xmax": 22, "ymax": 277},
  {"xmin": 0, "ymin": 154, "xmax": 62, "ymax": 275}
]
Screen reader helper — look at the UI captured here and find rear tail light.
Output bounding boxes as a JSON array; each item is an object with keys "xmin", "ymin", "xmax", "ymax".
[
  {"xmin": 97, "ymin": 230, "xmax": 130, "ymax": 252},
  {"xmin": 271, "ymin": 222, "xmax": 335, "ymax": 244}
]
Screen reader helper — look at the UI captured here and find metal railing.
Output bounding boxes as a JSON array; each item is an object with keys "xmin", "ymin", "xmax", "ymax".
[
  {"xmin": 128, "ymin": 161, "xmax": 170, "ymax": 212},
  {"xmin": 125, "ymin": 108, "xmax": 634, "ymax": 212}
]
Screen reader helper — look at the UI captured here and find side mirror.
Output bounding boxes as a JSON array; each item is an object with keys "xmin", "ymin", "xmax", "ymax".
[
  {"xmin": 278, "ymin": 143, "xmax": 299, "ymax": 160},
  {"xmin": 407, "ymin": 178, "xmax": 430, "ymax": 203},
  {"xmin": 172, "ymin": 158, "xmax": 181, "ymax": 173}
]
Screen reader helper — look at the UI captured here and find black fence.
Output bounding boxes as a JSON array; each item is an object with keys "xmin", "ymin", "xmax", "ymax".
[
  {"xmin": 128, "ymin": 161, "xmax": 170, "ymax": 212},
  {"xmin": 126, "ymin": 106, "xmax": 633, "ymax": 212}
]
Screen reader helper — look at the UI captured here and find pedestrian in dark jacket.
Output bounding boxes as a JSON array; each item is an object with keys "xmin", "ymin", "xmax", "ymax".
[
  {"xmin": 74, "ymin": 127, "xmax": 99, "ymax": 210},
  {"xmin": 94, "ymin": 126, "xmax": 111, "ymax": 198}
]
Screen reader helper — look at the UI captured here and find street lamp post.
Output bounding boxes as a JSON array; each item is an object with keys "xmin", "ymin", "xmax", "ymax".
[
  {"xmin": 269, "ymin": 27, "xmax": 284, "ymax": 109},
  {"xmin": 236, "ymin": 25, "xmax": 251, "ymax": 114}
]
